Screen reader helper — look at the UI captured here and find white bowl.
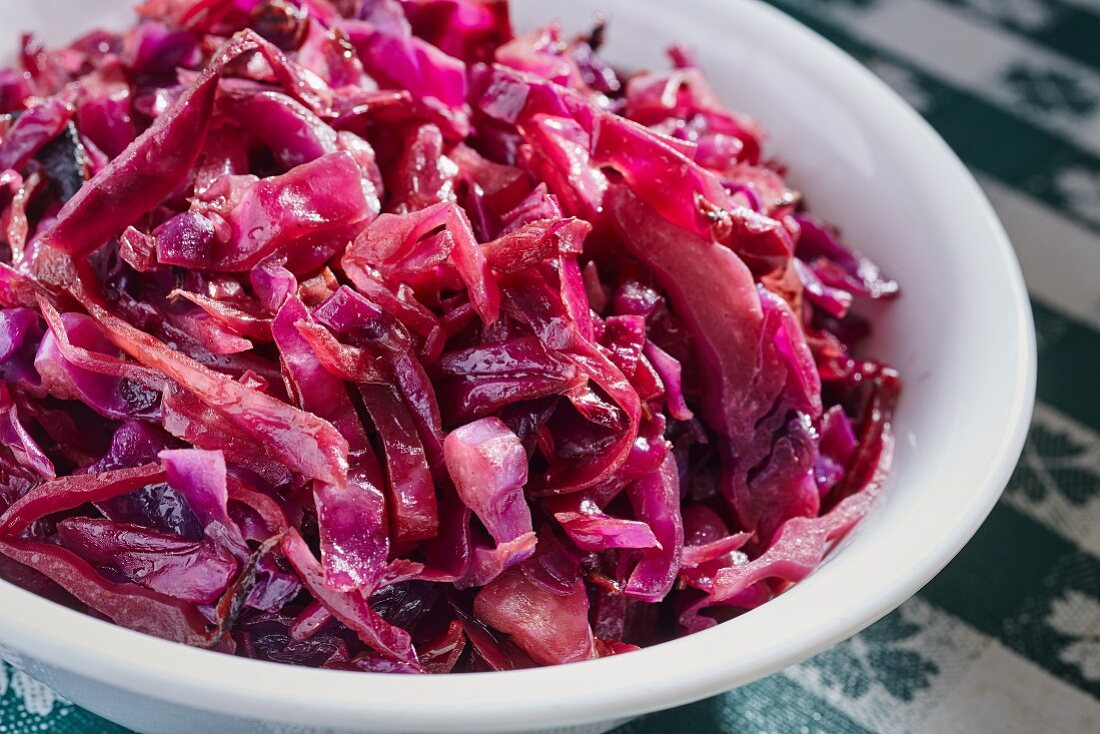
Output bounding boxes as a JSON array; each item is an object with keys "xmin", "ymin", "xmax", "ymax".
[{"xmin": 0, "ymin": 1, "xmax": 1035, "ymax": 733}]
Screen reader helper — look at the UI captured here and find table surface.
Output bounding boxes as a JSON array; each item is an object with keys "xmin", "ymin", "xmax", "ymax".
[{"xmin": 3, "ymin": 0, "xmax": 1100, "ymax": 732}]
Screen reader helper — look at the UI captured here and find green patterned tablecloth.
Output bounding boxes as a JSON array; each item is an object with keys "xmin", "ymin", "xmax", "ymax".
[{"xmin": 4, "ymin": 0, "xmax": 1100, "ymax": 732}]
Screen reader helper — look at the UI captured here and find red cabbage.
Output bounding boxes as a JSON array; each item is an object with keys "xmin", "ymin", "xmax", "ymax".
[
  {"xmin": 281, "ymin": 528, "xmax": 419, "ymax": 665},
  {"xmin": 444, "ymin": 417, "xmax": 534, "ymax": 560},
  {"xmin": 550, "ymin": 493, "xmax": 659, "ymax": 552},
  {"xmin": 0, "ymin": 0, "xmax": 900, "ymax": 672},
  {"xmin": 473, "ymin": 567, "xmax": 595, "ymax": 666},
  {"xmin": 344, "ymin": 7, "xmax": 468, "ymax": 112},
  {"xmin": 623, "ymin": 455, "xmax": 684, "ymax": 602},
  {"xmin": 0, "ymin": 307, "xmax": 42, "ymax": 391},
  {"xmin": 35, "ymin": 309, "xmax": 161, "ymax": 420},
  {"xmin": 38, "ymin": 32, "xmax": 266, "ymax": 256},
  {"xmin": 795, "ymin": 213, "xmax": 899, "ymax": 300},
  {"xmin": 198, "ymin": 151, "xmax": 378, "ymax": 272},
  {"xmin": 57, "ymin": 518, "xmax": 238, "ymax": 604},
  {"xmin": 399, "ymin": 0, "xmax": 513, "ymax": 64},
  {"xmin": 0, "ymin": 536, "xmax": 217, "ymax": 646},
  {"xmin": 160, "ymin": 448, "xmax": 249, "ymax": 557},
  {"xmin": 0, "ymin": 384, "xmax": 54, "ymax": 479},
  {"xmin": 313, "ymin": 465, "xmax": 389, "ymax": 593},
  {"xmin": 0, "ymin": 98, "xmax": 74, "ymax": 171}
]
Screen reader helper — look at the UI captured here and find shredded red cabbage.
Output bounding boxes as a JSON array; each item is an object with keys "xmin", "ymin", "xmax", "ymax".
[{"xmin": 0, "ymin": 0, "xmax": 901, "ymax": 672}]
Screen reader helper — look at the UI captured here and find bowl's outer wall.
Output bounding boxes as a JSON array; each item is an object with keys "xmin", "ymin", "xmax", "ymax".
[
  {"xmin": 0, "ymin": 1, "xmax": 1035, "ymax": 733},
  {"xmin": 2, "ymin": 647, "xmax": 630, "ymax": 734}
]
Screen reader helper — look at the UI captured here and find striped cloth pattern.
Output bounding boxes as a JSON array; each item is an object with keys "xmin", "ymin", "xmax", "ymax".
[{"xmin": 2, "ymin": 0, "xmax": 1099, "ymax": 732}]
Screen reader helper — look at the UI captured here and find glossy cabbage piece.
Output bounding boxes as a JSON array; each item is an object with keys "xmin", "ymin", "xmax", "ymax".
[{"xmin": 0, "ymin": 0, "xmax": 899, "ymax": 672}]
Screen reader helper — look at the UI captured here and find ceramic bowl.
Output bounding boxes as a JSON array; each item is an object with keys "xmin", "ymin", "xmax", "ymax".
[{"xmin": 0, "ymin": 1, "xmax": 1035, "ymax": 732}]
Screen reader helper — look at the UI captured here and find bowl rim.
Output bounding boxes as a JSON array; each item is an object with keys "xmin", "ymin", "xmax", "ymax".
[{"xmin": 0, "ymin": 0, "xmax": 1036, "ymax": 731}]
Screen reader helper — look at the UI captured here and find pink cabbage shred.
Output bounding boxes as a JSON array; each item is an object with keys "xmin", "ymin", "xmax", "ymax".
[{"xmin": 0, "ymin": 0, "xmax": 901, "ymax": 672}]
